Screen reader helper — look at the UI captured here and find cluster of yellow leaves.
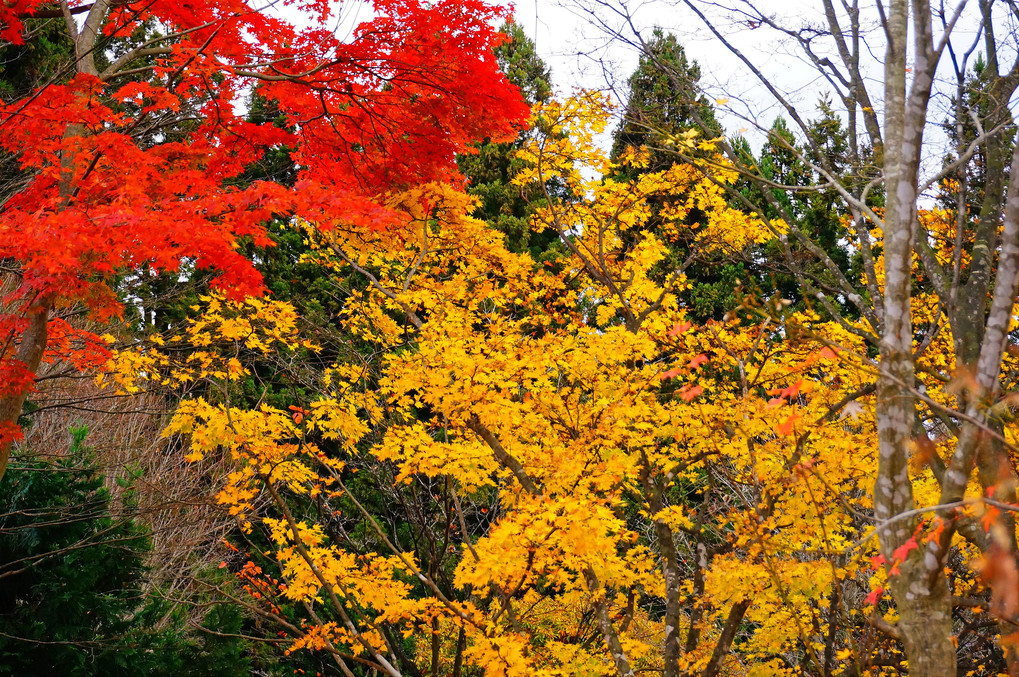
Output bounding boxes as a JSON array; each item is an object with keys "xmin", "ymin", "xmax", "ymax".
[
  {"xmin": 516, "ymin": 92, "xmax": 776, "ymax": 296},
  {"xmin": 99, "ymin": 293, "xmax": 313, "ymax": 393},
  {"xmin": 299, "ymin": 183, "xmax": 553, "ymax": 346},
  {"xmin": 118, "ymin": 93, "xmax": 1015, "ymax": 676}
]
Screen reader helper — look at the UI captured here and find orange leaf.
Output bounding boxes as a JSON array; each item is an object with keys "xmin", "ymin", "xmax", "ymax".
[
  {"xmin": 668, "ymin": 321, "xmax": 691, "ymax": 338},
  {"xmin": 981, "ymin": 505, "xmax": 1001, "ymax": 532},
  {"xmin": 679, "ymin": 384, "xmax": 703, "ymax": 402},
  {"xmin": 688, "ymin": 354, "xmax": 709, "ymax": 369},
  {"xmin": 925, "ymin": 517, "xmax": 945, "ymax": 544},
  {"xmin": 775, "ymin": 412, "xmax": 800, "ymax": 436},
  {"xmin": 780, "ymin": 379, "xmax": 803, "ymax": 399},
  {"xmin": 660, "ymin": 367, "xmax": 682, "ymax": 380},
  {"xmin": 768, "ymin": 379, "xmax": 805, "ymax": 407}
]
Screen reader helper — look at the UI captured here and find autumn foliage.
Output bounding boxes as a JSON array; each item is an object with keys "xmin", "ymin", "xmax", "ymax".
[
  {"xmin": 92, "ymin": 92, "xmax": 1014, "ymax": 676},
  {"xmin": 0, "ymin": 0, "xmax": 528, "ymax": 467},
  {"xmin": 4, "ymin": 2, "xmax": 1019, "ymax": 676}
]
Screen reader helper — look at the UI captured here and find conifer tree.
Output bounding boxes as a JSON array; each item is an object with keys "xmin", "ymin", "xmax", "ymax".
[
  {"xmin": 0, "ymin": 427, "xmax": 254, "ymax": 676},
  {"xmin": 458, "ymin": 22, "xmax": 561, "ymax": 259},
  {"xmin": 608, "ymin": 30, "xmax": 739, "ymax": 321},
  {"xmin": 610, "ymin": 28, "xmax": 721, "ymax": 174}
]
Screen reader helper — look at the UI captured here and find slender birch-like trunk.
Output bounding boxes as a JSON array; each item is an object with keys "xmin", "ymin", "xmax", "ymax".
[{"xmin": 873, "ymin": 1, "xmax": 955, "ymax": 673}]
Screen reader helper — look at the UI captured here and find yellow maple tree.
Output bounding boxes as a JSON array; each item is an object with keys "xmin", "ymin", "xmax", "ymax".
[{"xmin": 104, "ymin": 93, "xmax": 1017, "ymax": 677}]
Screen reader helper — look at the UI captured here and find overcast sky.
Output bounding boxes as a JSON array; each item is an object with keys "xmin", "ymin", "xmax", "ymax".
[
  {"xmin": 514, "ymin": 0, "xmax": 1018, "ymax": 169},
  {"xmin": 313, "ymin": 0, "xmax": 842, "ymax": 141},
  {"xmin": 514, "ymin": 0, "xmax": 850, "ymax": 139}
]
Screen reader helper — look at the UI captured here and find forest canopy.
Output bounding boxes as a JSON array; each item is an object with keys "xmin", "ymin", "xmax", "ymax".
[{"xmin": 1, "ymin": 1, "xmax": 1018, "ymax": 676}]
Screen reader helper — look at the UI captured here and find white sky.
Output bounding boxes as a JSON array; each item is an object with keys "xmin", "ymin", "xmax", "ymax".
[
  {"xmin": 514, "ymin": 0, "xmax": 1018, "ymax": 176},
  {"xmin": 516, "ymin": 0, "xmax": 856, "ymax": 140},
  {"xmin": 301, "ymin": 0, "xmax": 837, "ymax": 137}
]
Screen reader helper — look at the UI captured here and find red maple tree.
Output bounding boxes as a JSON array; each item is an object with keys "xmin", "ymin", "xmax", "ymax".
[{"xmin": 0, "ymin": 0, "xmax": 529, "ymax": 479}]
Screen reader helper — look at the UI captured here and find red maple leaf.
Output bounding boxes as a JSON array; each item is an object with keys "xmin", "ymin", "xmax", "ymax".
[
  {"xmin": 775, "ymin": 412, "xmax": 801, "ymax": 436},
  {"xmin": 688, "ymin": 354, "xmax": 709, "ymax": 369},
  {"xmin": 679, "ymin": 384, "xmax": 704, "ymax": 402}
]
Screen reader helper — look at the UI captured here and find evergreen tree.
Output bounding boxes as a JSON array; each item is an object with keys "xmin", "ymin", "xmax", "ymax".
[
  {"xmin": 0, "ymin": 426, "xmax": 149, "ymax": 675},
  {"xmin": 608, "ymin": 30, "xmax": 740, "ymax": 321},
  {"xmin": 739, "ymin": 104, "xmax": 870, "ymax": 316},
  {"xmin": 608, "ymin": 32, "xmax": 867, "ymax": 321},
  {"xmin": 610, "ymin": 28, "xmax": 722, "ymax": 174},
  {"xmin": 458, "ymin": 22, "xmax": 562, "ymax": 259},
  {"xmin": 0, "ymin": 427, "xmax": 254, "ymax": 676},
  {"xmin": 0, "ymin": 16, "xmax": 74, "ymax": 208}
]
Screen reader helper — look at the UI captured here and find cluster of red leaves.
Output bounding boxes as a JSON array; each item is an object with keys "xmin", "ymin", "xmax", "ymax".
[
  {"xmin": 2, "ymin": 0, "xmax": 527, "ymax": 301},
  {"xmin": 43, "ymin": 318, "xmax": 113, "ymax": 372},
  {"xmin": 237, "ymin": 560, "xmax": 285, "ymax": 616},
  {"xmin": 0, "ymin": 0, "xmax": 529, "ymax": 421},
  {"xmin": 0, "ymin": 0, "xmax": 46, "ymax": 44}
]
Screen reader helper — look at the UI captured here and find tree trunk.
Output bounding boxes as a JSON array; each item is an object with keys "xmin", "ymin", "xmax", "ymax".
[
  {"xmin": 0, "ymin": 300, "xmax": 49, "ymax": 483},
  {"xmin": 874, "ymin": 1, "xmax": 955, "ymax": 673}
]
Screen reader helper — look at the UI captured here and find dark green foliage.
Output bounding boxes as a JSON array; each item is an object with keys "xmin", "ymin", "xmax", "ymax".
[
  {"xmin": 941, "ymin": 54, "xmax": 1012, "ymax": 216},
  {"xmin": 0, "ymin": 426, "xmax": 149, "ymax": 675},
  {"xmin": 0, "ymin": 17, "xmax": 74, "ymax": 207},
  {"xmin": 610, "ymin": 28, "xmax": 722, "ymax": 175},
  {"xmin": 607, "ymin": 31, "xmax": 878, "ymax": 322},
  {"xmin": 239, "ymin": 93, "xmax": 298, "ymax": 188},
  {"xmin": 458, "ymin": 22, "xmax": 562, "ymax": 260},
  {"xmin": 734, "ymin": 104, "xmax": 874, "ymax": 316},
  {"xmin": 495, "ymin": 22, "xmax": 552, "ymax": 108},
  {"xmin": 937, "ymin": 57, "xmax": 1016, "ymax": 292},
  {"xmin": 686, "ymin": 262, "xmax": 749, "ymax": 321},
  {"xmin": 0, "ymin": 18, "xmax": 73, "ymax": 101},
  {"xmin": 608, "ymin": 30, "xmax": 738, "ymax": 322},
  {"xmin": 0, "ymin": 427, "xmax": 253, "ymax": 676}
]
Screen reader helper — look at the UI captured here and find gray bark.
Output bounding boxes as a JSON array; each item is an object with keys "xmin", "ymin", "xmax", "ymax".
[{"xmin": 873, "ymin": 2, "xmax": 955, "ymax": 674}]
